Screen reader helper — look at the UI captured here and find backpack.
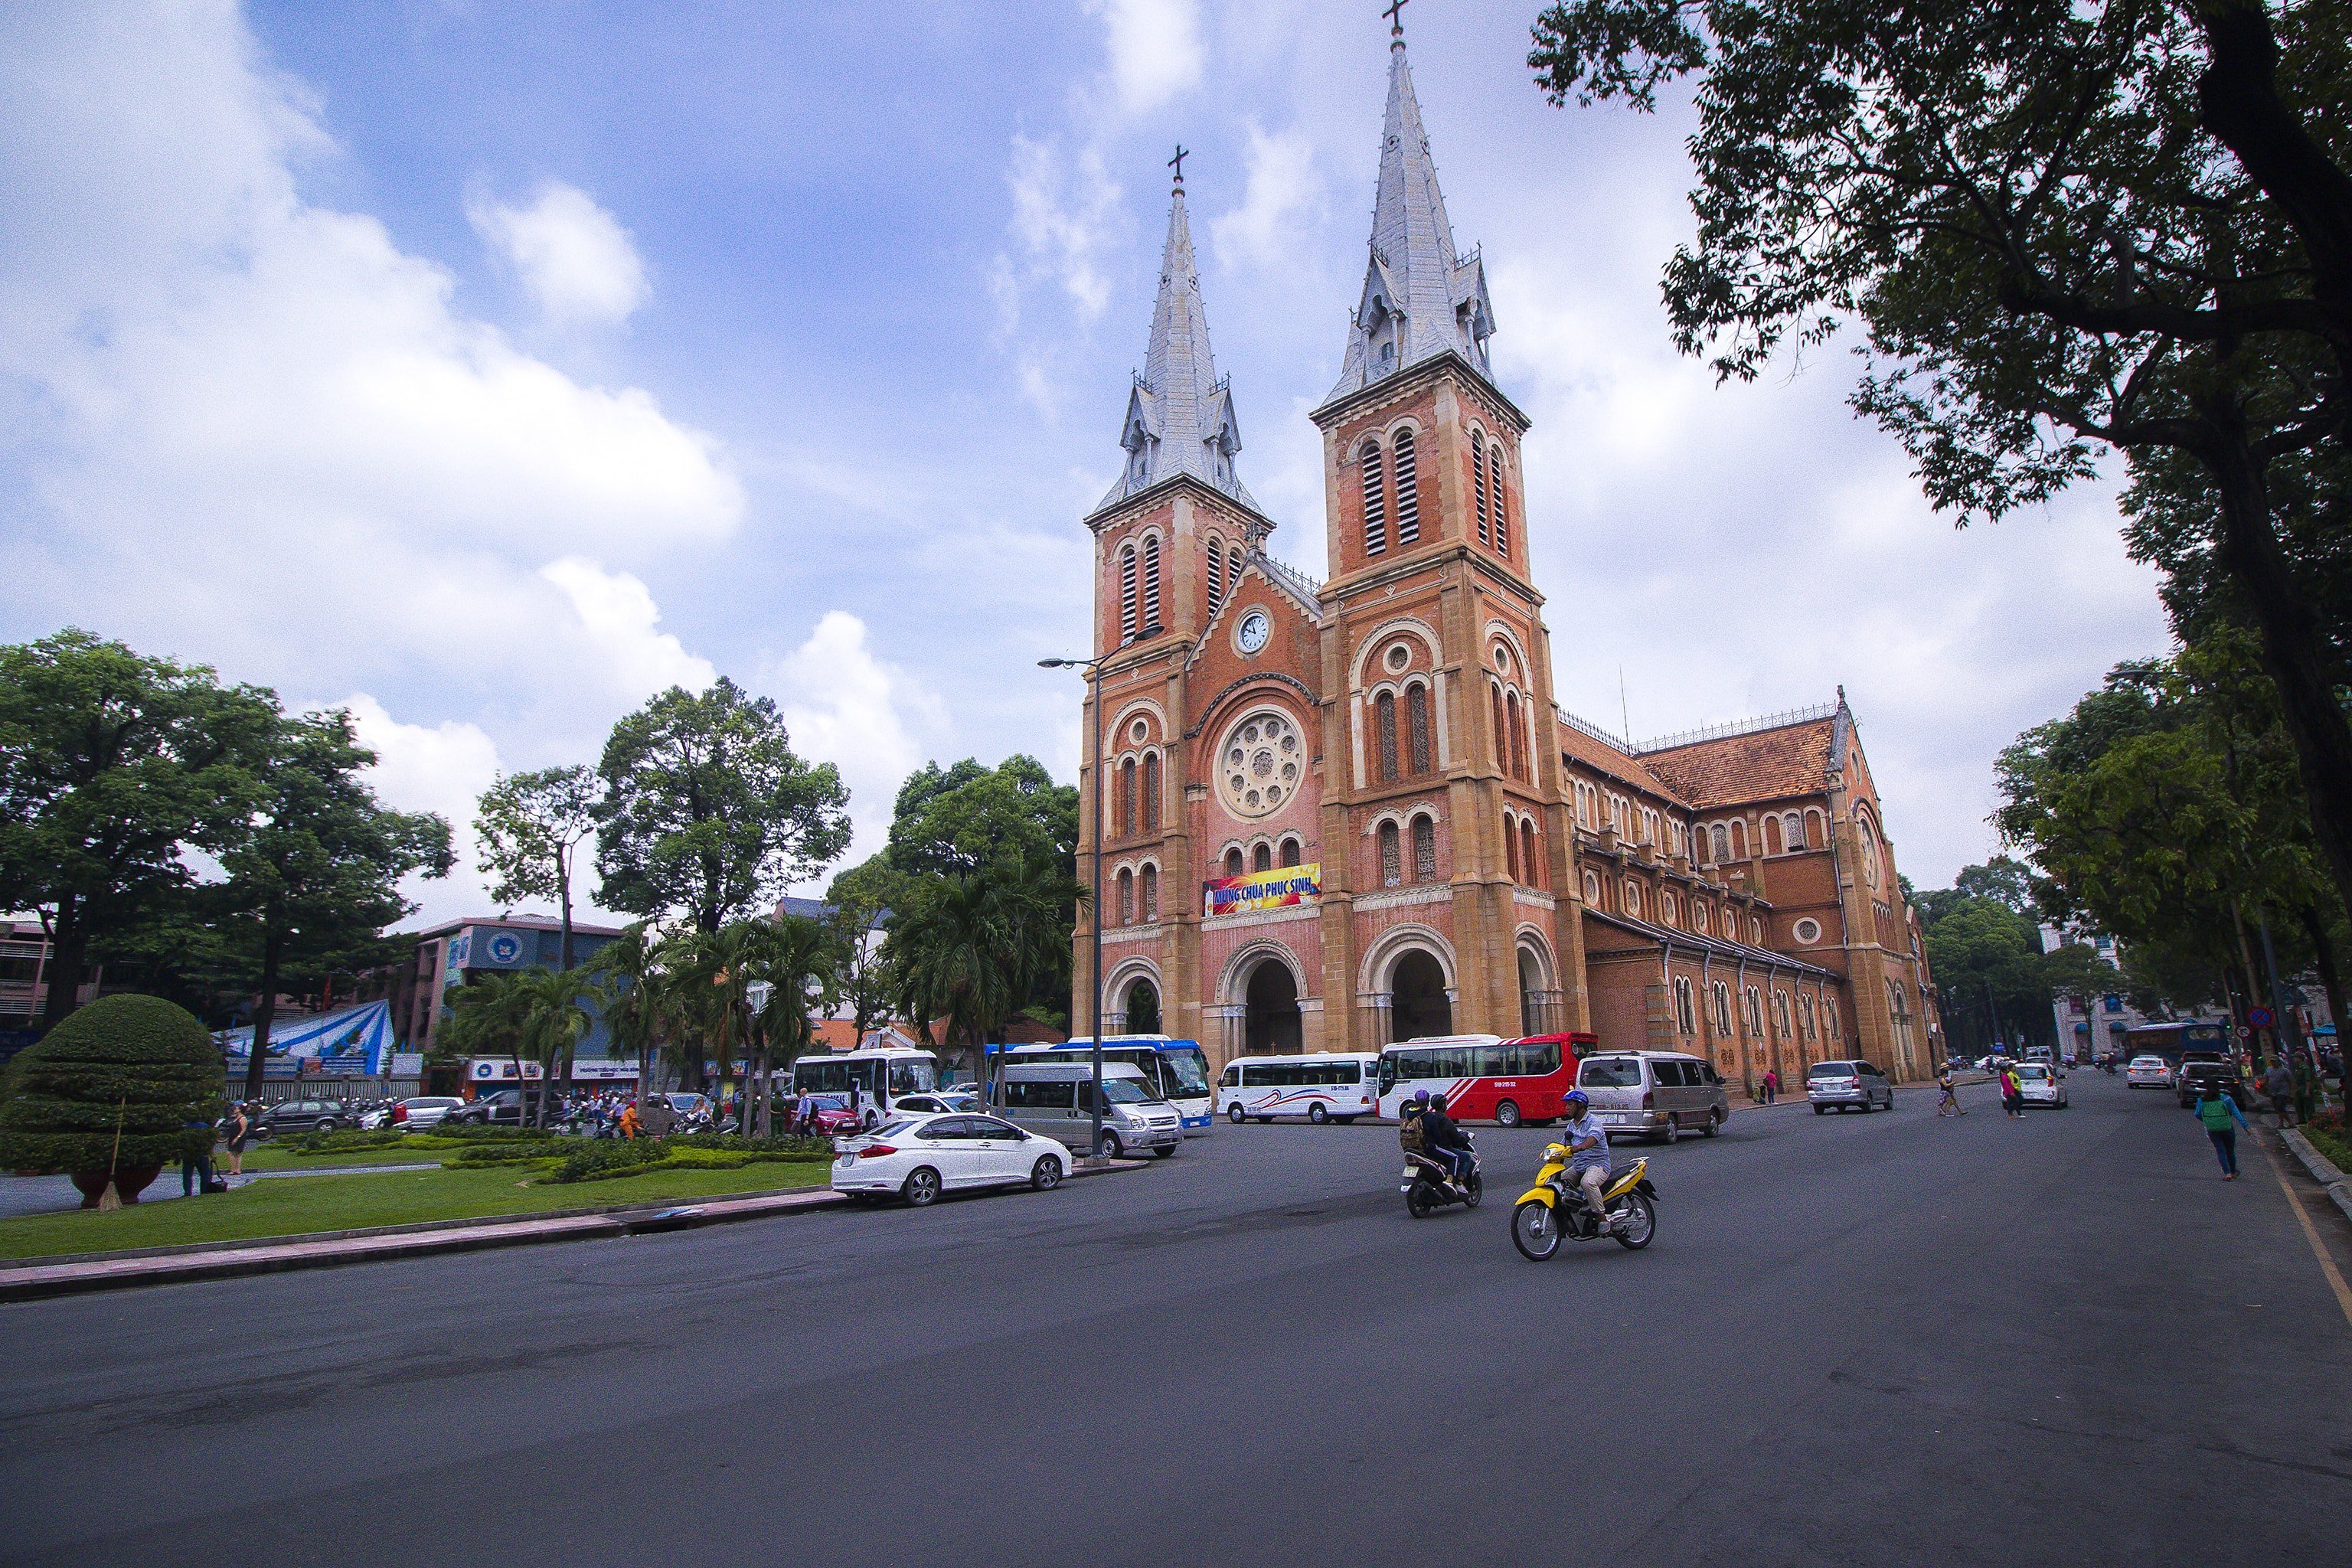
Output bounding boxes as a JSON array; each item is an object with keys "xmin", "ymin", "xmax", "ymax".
[{"xmin": 1399, "ymin": 1112, "xmax": 1426, "ymax": 1155}]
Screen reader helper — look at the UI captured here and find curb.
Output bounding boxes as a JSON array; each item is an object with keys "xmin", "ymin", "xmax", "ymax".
[
  {"xmin": 0, "ymin": 1156, "xmax": 1148, "ymax": 1303},
  {"xmin": 2279, "ymin": 1127, "xmax": 2352, "ymax": 1227}
]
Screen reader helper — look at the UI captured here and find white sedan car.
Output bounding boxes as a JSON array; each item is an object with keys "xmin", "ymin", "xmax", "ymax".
[
  {"xmin": 2125, "ymin": 1055, "xmax": 2173, "ymax": 1089},
  {"xmin": 832, "ymin": 1112, "xmax": 1068, "ymax": 1207},
  {"xmin": 2012, "ymin": 1063, "xmax": 2069, "ymax": 1109}
]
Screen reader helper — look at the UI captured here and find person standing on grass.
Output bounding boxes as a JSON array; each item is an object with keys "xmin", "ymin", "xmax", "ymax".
[
  {"xmin": 224, "ymin": 1102, "xmax": 250, "ymax": 1177},
  {"xmin": 1998, "ymin": 1062, "xmax": 2025, "ymax": 1119},
  {"xmin": 2195, "ymin": 1082, "xmax": 2249, "ymax": 1179},
  {"xmin": 2263, "ymin": 1059, "xmax": 2296, "ymax": 1129}
]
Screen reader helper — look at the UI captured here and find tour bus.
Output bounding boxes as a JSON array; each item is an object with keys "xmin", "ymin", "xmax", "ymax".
[
  {"xmin": 1375, "ymin": 1032, "xmax": 1592, "ymax": 1126},
  {"xmin": 989, "ymin": 1037, "xmax": 1217, "ymax": 1135},
  {"xmin": 790, "ymin": 1046, "xmax": 939, "ymax": 1126},
  {"xmin": 1217, "ymin": 1052, "xmax": 1382, "ymax": 1124}
]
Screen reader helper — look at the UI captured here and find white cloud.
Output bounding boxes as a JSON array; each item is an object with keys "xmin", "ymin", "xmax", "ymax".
[
  {"xmin": 766, "ymin": 611, "xmax": 946, "ymax": 880},
  {"xmin": 1085, "ymin": 0, "xmax": 1204, "ymax": 115},
  {"xmin": 343, "ymin": 693, "xmax": 506, "ymax": 929},
  {"xmin": 1005, "ymin": 133, "xmax": 1121, "ymax": 319},
  {"xmin": 1210, "ymin": 122, "xmax": 1324, "ymax": 269},
  {"xmin": 541, "ymin": 557, "xmax": 717, "ymax": 698},
  {"xmin": 468, "ymin": 181, "xmax": 648, "ymax": 326}
]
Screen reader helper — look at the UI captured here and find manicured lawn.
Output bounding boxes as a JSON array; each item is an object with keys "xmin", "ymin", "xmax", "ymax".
[
  {"xmin": 0, "ymin": 1161, "xmax": 829, "ymax": 1262},
  {"xmin": 234, "ymin": 1144, "xmax": 454, "ymax": 1171}
]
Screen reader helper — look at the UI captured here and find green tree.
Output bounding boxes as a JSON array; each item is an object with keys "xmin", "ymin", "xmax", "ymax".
[
  {"xmin": 475, "ymin": 765, "xmax": 599, "ymax": 972},
  {"xmin": 584, "ymin": 921, "xmax": 678, "ymax": 1099},
  {"xmin": 745, "ymin": 913, "xmax": 848, "ymax": 1135},
  {"xmin": 509, "ymin": 967, "xmax": 602, "ymax": 1126},
  {"xmin": 890, "ymin": 849, "xmax": 1082, "ymax": 1103},
  {"xmin": 0, "ymin": 993, "xmax": 224, "ymax": 1194},
  {"xmin": 0, "ymin": 630, "xmax": 276, "ymax": 1031},
  {"xmin": 596, "ymin": 679, "xmax": 851, "ymax": 933},
  {"xmin": 1527, "ymin": 0, "xmax": 2352, "ymax": 926},
  {"xmin": 223, "ymin": 710, "xmax": 453, "ymax": 1098}
]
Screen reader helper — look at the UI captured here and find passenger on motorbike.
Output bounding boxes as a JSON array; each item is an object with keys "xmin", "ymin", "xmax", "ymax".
[
  {"xmin": 1419, "ymin": 1091, "xmax": 1473, "ymax": 1188},
  {"xmin": 1560, "ymin": 1089, "xmax": 1616, "ymax": 1230}
]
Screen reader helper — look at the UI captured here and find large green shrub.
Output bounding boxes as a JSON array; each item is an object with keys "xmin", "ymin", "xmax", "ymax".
[{"xmin": 0, "ymin": 995, "xmax": 224, "ymax": 1173}]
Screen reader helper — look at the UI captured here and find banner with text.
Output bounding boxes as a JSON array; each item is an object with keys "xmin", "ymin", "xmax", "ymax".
[{"xmin": 1204, "ymin": 863, "xmax": 1321, "ymax": 917}]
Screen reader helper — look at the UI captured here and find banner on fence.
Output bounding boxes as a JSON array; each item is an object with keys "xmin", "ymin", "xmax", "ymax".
[
  {"xmin": 214, "ymin": 1000, "xmax": 395, "ymax": 1075},
  {"xmin": 1204, "ymin": 863, "xmax": 1321, "ymax": 917}
]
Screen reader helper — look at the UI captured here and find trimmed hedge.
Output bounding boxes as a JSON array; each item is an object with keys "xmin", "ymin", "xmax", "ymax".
[
  {"xmin": 0, "ymin": 995, "xmax": 224, "ymax": 1174},
  {"xmin": 544, "ymin": 1132, "xmax": 834, "ymax": 1185}
]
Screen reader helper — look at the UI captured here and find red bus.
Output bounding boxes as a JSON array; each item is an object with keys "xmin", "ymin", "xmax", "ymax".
[{"xmin": 1374, "ymin": 1032, "xmax": 1593, "ymax": 1126}]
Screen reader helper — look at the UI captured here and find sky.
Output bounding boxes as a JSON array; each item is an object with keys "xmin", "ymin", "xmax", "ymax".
[{"xmin": 0, "ymin": 0, "xmax": 2171, "ymax": 932}]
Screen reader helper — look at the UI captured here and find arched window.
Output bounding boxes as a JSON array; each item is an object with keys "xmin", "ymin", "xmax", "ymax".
[
  {"xmin": 1805, "ymin": 807, "xmax": 1826, "ymax": 848},
  {"xmin": 1710, "ymin": 981, "xmax": 1733, "ymax": 1035},
  {"xmin": 1489, "ymin": 686, "xmax": 1508, "ymax": 771},
  {"xmin": 1230, "ymin": 547, "xmax": 1245, "ymax": 598},
  {"xmin": 1140, "ymin": 864, "xmax": 1158, "ymax": 922},
  {"xmin": 1674, "ymin": 976, "xmax": 1696, "ymax": 1036},
  {"xmin": 1406, "ymin": 684, "xmax": 1432, "ymax": 775},
  {"xmin": 1742, "ymin": 986, "xmax": 1763, "ymax": 1036},
  {"xmin": 1392, "ymin": 427, "xmax": 1420, "ymax": 545},
  {"xmin": 1583, "ymin": 869, "xmax": 1602, "ymax": 906},
  {"xmin": 1784, "ymin": 811, "xmax": 1806, "ymax": 851},
  {"xmin": 1379, "ymin": 821, "xmax": 1403, "ymax": 887},
  {"xmin": 1361, "ymin": 440, "xmax": 1388, "ymax": 555},
  {"xmin": 1117, "ymin": 758, "xmax": 1136, "ymax": 837},
  {"xmin": 1141, "ymin": 752, "xmax": 1161, "ymax": 831},
  {"xmin": 1119, "ymin": 545, "xmax": 1138, "ymax": 642},
  {"xmin": 1491, "ymin": 443, "xmax": 1511, "ymax": 557},
  {"xmin": 1141, "ymin": 535, "xmax": 1161, "ymax": 631},
  {"xmin": 1206, "ymin": 540, "xmax": 1224, "ymax": 612},
  {"xmin": 1505, "ymin": 813, "xmax": 1522, "ymax": 880},
  {"xmin": 1730, "ymin": 819, "xmax": 1748, "ymax": 859},
  {"xmin": 1253, "ymin": 842, "xmax": 1273, "ymax": 874},
  {"xmin": 1505, "ymin": 692, "xmax": 1527, "ymax": 780},
  {"xmin": 1763, "ymin": 815, "xmax": 1783, "ymax": 855},
  {"xmin": 1224, "ymin": 847, "xmax": 1245, "ymax": 878},
  {"xmin": 1624, "ymin": 879, "xmax": 1643, "ymax": 919},
  {"xmin": 1800, "ymin": 994, "xmax": 1818, "ymax": 1039},
  {"xmin": 1472, "ymin": 439, "xmax": 1491, "ymax": 546},
  {"xmin": 1116, "ymin": 867, "xmax": 1134, "ymax": 926},
  {"xmin": 1279, "ymin": 835, "xmax": 1302, "ymax": 867},
  {"xmin": 1773, "ymin": 991, "xmax": 1793, "ymax": 1037},
  {"xmin": 1826, "ymin": 996, "xmax": 1844, "ymax": 1040},
  {"xmin": 1710, "ymin": 823, "xmax": 1729, "ymax": 863},
  {"xmin": 1376, "ymin": 691, "xmax": 1399, "ymax": 782},
  {"xmin": 1521, "ymin": 820, "xmax": 1540, "ymax": 887},
  {"xmin": 1411, "ymin": 814, "xmax": 1436, "ymax": 883}
]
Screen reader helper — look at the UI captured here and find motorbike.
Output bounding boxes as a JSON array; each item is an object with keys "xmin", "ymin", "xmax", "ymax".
[
  {"xmin": 1400, "ymin": 1135, "xmax": 1481, "ymax": 1217},
  {"xmin": 1510, "ymin": 1145, "xmax": 1658, "ymax": 1259}
]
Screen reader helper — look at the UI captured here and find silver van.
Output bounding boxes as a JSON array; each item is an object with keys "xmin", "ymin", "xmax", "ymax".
[
  {"xmin": 1574, "ymin": 1050, "xmax": 1730, "ymax": 1142},
  {"xmin": 995, "ymin": 1061, "xmax": 1181, "ymax": 1159}
]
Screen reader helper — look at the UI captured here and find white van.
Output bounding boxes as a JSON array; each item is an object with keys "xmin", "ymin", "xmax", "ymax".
[
  {"xmin": 1573, "ymin": 1050, "xmax": 1730, "ymax": 1142},
  {"xmin": 1217, "ymin": 1052, "xmax": 1380, "ymax": 1124},
  {"xmin": 995, "ymin": 1061, "xmax": 1181, "ymax": 1159}
]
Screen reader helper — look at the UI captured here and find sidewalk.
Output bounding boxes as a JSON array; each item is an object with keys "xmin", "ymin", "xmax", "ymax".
[{"xmin": 0, "ymin": 1158, "xmax": 1146, "ymax": 1302}]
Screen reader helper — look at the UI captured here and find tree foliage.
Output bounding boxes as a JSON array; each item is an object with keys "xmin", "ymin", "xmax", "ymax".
[
  {"xmin": 475, "ymin": 764, "xmax": 599, "ymax": 970},
  {"xmin": 0, "ymin": 993, "xmax": 224, "ymax": 1173},
  {"xmin": 596, "ymin": 679, "xmax": 851, "ymax": 933},
  {"xmin": 890, "ymin": 848, "xmax": 1082, "ymax": 1093}
]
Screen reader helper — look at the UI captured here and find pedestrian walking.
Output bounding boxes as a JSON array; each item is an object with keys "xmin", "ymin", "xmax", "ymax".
[
  {"xmin": 2293, "ymin": 1053, "xmax": 2320, "ymax": 1127},
  {"xmin": 1936, "ymin": 1066, "xmax": 1964, "ymax": 1118},
  {"xmin": 1998, "ymin": 1063, "xmax": 2025, "ymax": 1119},
  {"xmin": 2262, "ymin": 1059, "xmax": 2295, "ymax": 1129},
  {"xmin": 224, "ymin": 1102, "xmax": 250, "ymax": 1177},
  {"xmin": 1759, "ymin": 1069, "xmax": 1779, "ymax": 1106},
  {"xmin": 2194, "ymin": 1082, "xmax": 2248, "ymax": 1179}
]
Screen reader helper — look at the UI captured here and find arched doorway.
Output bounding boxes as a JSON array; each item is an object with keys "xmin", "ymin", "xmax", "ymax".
[
  {"xmin": 1391, "ymin": 949, "xmax": 1452, "ymax": 1041},
  {"xmin": 1518, "ymin": 948, "xmax": 1543, "ymax": 1034},
  {"xmin": 1125, "ymin": 976, "xmax": 1161, "ymax": 1036},
  {"xmin": 1244, "ymin": 959, "xmax": 1302, "ymax": 1054}
]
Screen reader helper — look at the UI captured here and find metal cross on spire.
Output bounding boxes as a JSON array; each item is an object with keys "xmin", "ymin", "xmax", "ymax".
[
  {"xmin": 1383, "ymin": 0, "xmax": 1410, "ymax": 39},
  {"xmin": 1168, "ymin": 144, "xmax": 1188, "ymax": 188}
]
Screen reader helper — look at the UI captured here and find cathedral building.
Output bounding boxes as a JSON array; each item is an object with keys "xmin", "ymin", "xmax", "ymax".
[{"xmin": 1070, "ymin": 27, "xmax": 1942, "ymax": 1089}]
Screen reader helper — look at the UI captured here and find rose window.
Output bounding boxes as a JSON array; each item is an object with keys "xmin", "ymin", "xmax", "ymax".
[{"xmin": 1218, "ymin": 710, "xmax": 1302, "ymax": 818}]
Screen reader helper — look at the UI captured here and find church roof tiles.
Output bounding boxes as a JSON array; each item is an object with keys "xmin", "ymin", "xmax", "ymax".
[{"xmin": 1639, "ymin": 718, "xmax": 1838, "ymax": 808}]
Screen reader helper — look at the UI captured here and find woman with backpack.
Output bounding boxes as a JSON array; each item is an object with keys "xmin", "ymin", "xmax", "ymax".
[{"xmin": 2194, "ymin": 1082, "xmax": 2249, "ymax": 1180}]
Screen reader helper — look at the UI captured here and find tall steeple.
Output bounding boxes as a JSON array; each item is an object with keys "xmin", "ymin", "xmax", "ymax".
[
  {"xmin": 1099, "ymin": 158, "xmax": 1255, "ymax": 514},
  {"xmin": 1328, "ymin": 20, "xmax": 1495, "ymax": 400}
]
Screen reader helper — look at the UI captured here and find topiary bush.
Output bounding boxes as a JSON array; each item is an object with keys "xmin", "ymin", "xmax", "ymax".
[{"xmin": 0, "ymin": 994, "xmax": 224, "ymax": 1175}]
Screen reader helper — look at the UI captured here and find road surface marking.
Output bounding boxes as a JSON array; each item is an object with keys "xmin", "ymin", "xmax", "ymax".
[{"xmin": 2261, "ymin": 1138, "xmax": 2352, "ymax": 1333}]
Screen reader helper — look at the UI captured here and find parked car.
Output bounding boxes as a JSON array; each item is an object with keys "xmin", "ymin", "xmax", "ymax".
[
  {"xmin": 1808, "ymin": 1059, "xmax": 1895, "ymax": 1114},
  {"xmin": 2011, "ymin": 1061, "xmax": 2069, "ymax": 1109},
  {"xmin": 2176, "ymin": 1060, "xmax": 2246, "ymax": 1109},
  {"xmin": 253, "ymin": 1098, "xmax": 358, "ymax": 1138},
  {"xmin": 791, "ymin": 1093, "xmax": 866, "ymax": 1135},
  {"xmin": 1574, "ymin": 1050, "xmax": 1730, "ymax": 1142},
  {"xmin": 2125, "ymin": 1054, "xmax": 2173, "ymax": 1089},
  {"xmin": 891, "ymin": 1093, "xmax": 982, "ymax": 1116},
  {"xmin": 831, "ymin": 1112, "xmax": 1069, "ymax": 1206},
  {"xmin": 391, "ymin": 1096, "xmax": 463, "ymax": 1129},
  {"xmin": 996, "ymin": 1061, "xmax": 1181, "ymax": 1159},
  {"xmin": 443, "ymin": 1087, "xmax": 536, "ymax": 1127}
]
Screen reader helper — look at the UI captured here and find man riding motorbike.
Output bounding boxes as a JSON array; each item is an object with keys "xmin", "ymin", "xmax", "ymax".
[
  {"xmin": 1417, "ymin": 1089, "xmax": 1475, "ymax": 1191},
  {"xmin": 1560, "ymin": 1089, "xmax": 1618, "ymax": 1230}
]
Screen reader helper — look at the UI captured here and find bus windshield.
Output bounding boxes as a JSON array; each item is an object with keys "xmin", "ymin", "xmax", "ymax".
[{"xmin": 1158, "ymin": 1045, "xmax": 1211, "ymax": 1099}]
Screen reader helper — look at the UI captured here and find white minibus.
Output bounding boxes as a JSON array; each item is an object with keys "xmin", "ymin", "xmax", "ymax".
[{"xmin": 1216, "ymin": 1052, "xmax": 1380, "ymax": 1124}]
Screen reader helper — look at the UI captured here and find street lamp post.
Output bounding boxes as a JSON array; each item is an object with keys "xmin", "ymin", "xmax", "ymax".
[{"xmin": 1040, "ymin": 655, "xmax": 1106, "ymax": 1158}]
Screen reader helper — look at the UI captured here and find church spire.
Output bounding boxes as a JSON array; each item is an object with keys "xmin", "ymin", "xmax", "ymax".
[
  {"xmin": 1328, "ymin": 24, "xmax": 1495, "ymax": 400},
  {"xmin": 1100, "ymin": 155, "xmax": 1255, "ymax": 514}
]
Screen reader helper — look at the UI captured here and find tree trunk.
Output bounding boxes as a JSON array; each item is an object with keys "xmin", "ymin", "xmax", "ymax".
[
  {"xmin": 243, "ymin": 924, "xmax": 284, "ymax": 1100},
  {"xmin": 557, "ymin": 856, "xmax": 574, "ymax": 974},
  {"xmin": 2295, "ymin": 906, "xmax": 2347, "ymax": 1047},
  {"xmin": 2204, "ymin": 424, "xmax": 2352, "ymax": 939},
  {"xmin": 36, "ymin": 893, "xmax": 85, "ymax": 1034},
  {"xmin": 2230, "ymin": 900, "xmax": 2272, "ymax": 1068}
]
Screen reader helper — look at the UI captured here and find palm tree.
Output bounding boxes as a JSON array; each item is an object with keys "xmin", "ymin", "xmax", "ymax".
[
  {"xmin": 744, "ymin": 913, "xmax": 848, "ymax": 1135},
  {"xmin": 511, "ymin": 968, "xmax": 602, "ymax": 1126},
  {"xmin": 890, "ymin": 848, "xmax": 1083, "ymax": 1106},
  {"xmin": 586, "ymin": 921, "xmax": 677, "ymax": 1108}
]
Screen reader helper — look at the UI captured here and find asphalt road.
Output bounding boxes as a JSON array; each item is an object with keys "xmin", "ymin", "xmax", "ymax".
[{"xmin": 4, "ymin": 1073, "xmax": 2347, "ymax": 1567}]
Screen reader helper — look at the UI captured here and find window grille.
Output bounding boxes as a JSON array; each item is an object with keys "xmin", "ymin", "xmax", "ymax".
[
  {"xmin": 1361, "ymin": 443, "xmax": 1387, "ymax": 555},
  {"xmin": 1393, "ymin": 428, "xmax": 1419, "ymax": 545}
]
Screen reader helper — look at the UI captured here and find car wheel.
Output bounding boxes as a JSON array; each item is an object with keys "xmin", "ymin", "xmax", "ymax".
[
  {"xmin": 1228, "ymin": 1103, "xmax": 1246, "ymax": 1124},
  {"xmin": 1308, "ymin": 1103, "xmax": 1329, "ymax": 1125},
  {"xmin": 1495, "ymin": 1099, "xmax": 1522, "ymax": 1129},
  {"xmin": 1030, "ymin": 1156, "xmax": 1062, "ymax": 1191},
  {"xmin": 1096, "ymin": 1131, "xmax": 1124, "ymax": 1160},
  {"xmin": 1656, "ymin": 1116, "xmax": 1678, "ymax": 1145},
  {"xmin": 901, "ymin": 1168, "xmax": 942, "ymax": 1207},
  {"xmin": 1702, "ymin": 1108, "xmax": 1722, "ymax": 1138},
  {"xmin": 1152, "ymin": 1145, "xmax": 1175, "ymax": 1158},
  {"xmin": 1814, "ymin": 1106, "xmax": 1826, "ymax": 1116}
]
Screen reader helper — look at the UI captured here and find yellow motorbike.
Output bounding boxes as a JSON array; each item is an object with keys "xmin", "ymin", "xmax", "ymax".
[{"xmin": 1510, "ymin": 1146, "xmax": 1658, "ymax": 1259}]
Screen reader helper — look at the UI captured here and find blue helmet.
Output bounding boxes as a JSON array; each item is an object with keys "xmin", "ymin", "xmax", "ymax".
[
  {"xmin": 1412, "ymin": 1089, "xmax": 1432, "ymax": 1106},
  {"xmin": 1563, "ymin": 1089, "xmax": 1589, "ymax": 1108}
]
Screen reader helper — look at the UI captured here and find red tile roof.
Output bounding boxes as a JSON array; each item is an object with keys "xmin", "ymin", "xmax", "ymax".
[
  {"xmin": 1556, "ymin": 719, "xmax": 1691, "ymax": 808},
  {"xmin": 1639, "ymin": 718, "xmax": 1836, "ymax": 808}
]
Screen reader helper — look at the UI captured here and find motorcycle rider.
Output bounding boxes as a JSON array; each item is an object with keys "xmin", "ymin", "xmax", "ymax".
[
  {"xmin": 1560, "ymin": 1089, "xmax": 1617, "ymax": 1231},
  {"xmin": 1419, "ymin": 1090, "xmax": 1474, "ymax": 1191}
]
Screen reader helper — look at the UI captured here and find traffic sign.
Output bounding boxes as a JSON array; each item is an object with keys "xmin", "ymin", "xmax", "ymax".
[
  {"xmin": 2247, "ymin": 1006, "xmax": 2275, "ymax": 1030},
  {"xmin": 2236, "ymin": 1025, "xmax": 2252, "ymax": 1040}
]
